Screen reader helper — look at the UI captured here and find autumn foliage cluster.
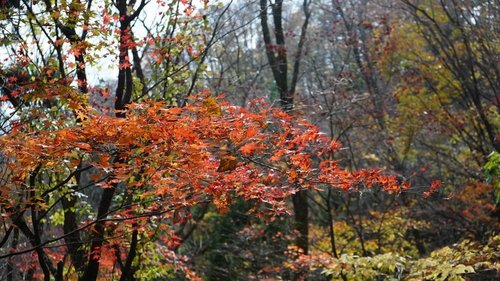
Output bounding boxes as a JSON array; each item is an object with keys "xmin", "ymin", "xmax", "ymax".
[{"xmin": 0, "ymin": 83, "xmax": 403, "ymax": 280}]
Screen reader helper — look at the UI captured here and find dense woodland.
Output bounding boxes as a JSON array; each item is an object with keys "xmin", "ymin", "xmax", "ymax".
[{"xmin": 0, "ymin": 0, "xmax": 498, "ymax": 280}]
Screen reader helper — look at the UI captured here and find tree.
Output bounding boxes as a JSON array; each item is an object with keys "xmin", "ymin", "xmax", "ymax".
[
  {"xmin": 0, "ymin": 90, "xmax": 403, "ymax": 280},
  {"xmin": 259, "ymin": 3, "xmax": 312, "ymax": 276},
  {"xmin": 0, "ymin": 1, "xmax": 406, "ymax": 280},
  {"xmin": 377, "ymin": 0, "xmax": 499, "ymax": 177}
]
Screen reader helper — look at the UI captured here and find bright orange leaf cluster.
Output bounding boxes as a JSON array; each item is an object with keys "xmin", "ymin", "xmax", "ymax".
[
  {"xmin": 0, "ymin": 95, "xmax": 406, "ymax": 278},
  {"xmin": 1, "ymin": 96, "xmax": 406, "ymax": 213}
]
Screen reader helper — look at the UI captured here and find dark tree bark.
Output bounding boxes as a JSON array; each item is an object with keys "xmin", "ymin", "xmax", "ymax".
[
  {"xmin": 259, "ymin": 1, "xmax": 311, "ymax": 279},
  {"xmin": 81, "ymin": 1, "xmax": 146, "ymax": 280}
]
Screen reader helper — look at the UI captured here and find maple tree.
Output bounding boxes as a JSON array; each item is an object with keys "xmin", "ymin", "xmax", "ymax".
[
  {"xmin": 0, "ymin": 1, "xmax": 408, "ymax": 280},
  {"xmin": 0, "ymin": 90, "xmax": 404, "ymax": 280}
]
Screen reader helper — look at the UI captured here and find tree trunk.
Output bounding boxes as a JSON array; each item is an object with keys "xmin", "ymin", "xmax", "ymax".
[{"xmin": 260, "ymin": 1, "xmax": 311, "ymax": 279}]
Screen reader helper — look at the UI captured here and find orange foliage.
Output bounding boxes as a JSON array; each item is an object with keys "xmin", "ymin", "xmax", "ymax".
[{"xmin": 0, "ymin": 95, "xmax": 408, "ymax": 278}]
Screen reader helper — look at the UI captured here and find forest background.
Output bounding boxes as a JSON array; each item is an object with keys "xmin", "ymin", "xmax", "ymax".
[{"xmin": 0, "ymin": 0, "xmax": 498, "ymax": 280}]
